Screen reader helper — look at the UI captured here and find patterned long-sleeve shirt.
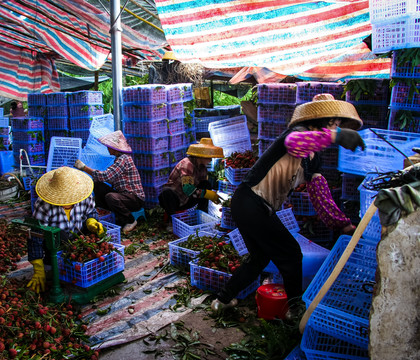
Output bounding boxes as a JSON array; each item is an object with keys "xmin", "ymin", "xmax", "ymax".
[
  {"xmin": 91, "ymin": 154, "xmax": 145, "ymax": 201},
  {"xmin": 29, "ymin": 195, "xmax": 98, "ymax": 261},
  {"xmin": 284, "ymin": 128, "xmax": 333, "ymax": 158}
]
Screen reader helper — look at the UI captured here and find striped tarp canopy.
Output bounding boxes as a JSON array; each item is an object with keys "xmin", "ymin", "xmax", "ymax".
[
  {"xmin": 155, "ymin": 0, "xmax": 391, "ymax": 82},
  {"xmin": 0, "ymin": 0, "xmax": 168, "ymax": 100}
]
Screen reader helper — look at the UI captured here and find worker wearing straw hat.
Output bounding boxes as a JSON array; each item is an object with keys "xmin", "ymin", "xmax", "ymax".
[
  {"xmin": 211, "ymin": 94, "xmax": 365, "ymax": 320},
  {"xmin": 158, "ymin": 138, "xmax": 223, "ymax": 225},
  {"xmin": 75, "ymin": 130, "xmax": 145, "ymax": 234},
  {"xmin": 29, "ymin": 166, "xmax": 103, "ymax": 293}
]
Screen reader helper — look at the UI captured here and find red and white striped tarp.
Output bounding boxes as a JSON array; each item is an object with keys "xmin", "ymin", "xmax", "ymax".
[{"xmin": 155, "ymin": 0, "xmax": 391, "ymax": 81}]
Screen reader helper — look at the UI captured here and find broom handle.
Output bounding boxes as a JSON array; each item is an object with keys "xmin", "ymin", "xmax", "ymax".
[{"xmin": 299, "ymin": 201, "xmax": 378, "ymax": 334}]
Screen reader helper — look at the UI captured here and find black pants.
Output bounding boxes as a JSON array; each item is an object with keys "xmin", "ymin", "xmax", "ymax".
[
  {"xmin": 158, "ymin": 180, "xmax": 211, "ymax": 216},
  {"xmin": 217, "ymin": 184, "xmax": 303, "ymax": 305},
  {"xmin": 94, "ymin": 182, "xmax": 144, "ymax": 226}
]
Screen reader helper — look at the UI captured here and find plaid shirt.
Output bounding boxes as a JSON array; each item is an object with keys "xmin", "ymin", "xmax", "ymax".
[
  {"xmin": 91, "ymin": 154, "xmax": 145, "ymax": 200},
  {"xmin": 28, "ymin": 195, "xmax": 97, "ymax": 261},
  {"xmin": 165, "ymin": 157, "xmax": 208, "ymax": 206}
]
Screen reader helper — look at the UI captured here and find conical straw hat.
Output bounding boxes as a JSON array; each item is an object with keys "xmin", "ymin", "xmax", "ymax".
[
  {"xmin": 289, "ymin": 93, "xmax": 363, "ymax": 130},
  {"xmin": 162, "ymin": 51, "xmax": 177, "ymax": 61},
  {"xmin": 186, "ymin": 138, "xmax": 224, "ymax": 158},
  {"xmin": 99, "ymin": 130, "xmax": 132, "ymax": 153},
  {"xmin": 36, "ymin": 167, "xmax": 94, "ymax": 206}
]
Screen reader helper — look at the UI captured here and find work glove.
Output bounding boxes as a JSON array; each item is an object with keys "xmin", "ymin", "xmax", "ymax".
[
  {"xmin": 335, "ymin": 128, "xmax": 365, "ymax": 152},
  {"xmin": 27, "ymin": 259, "xmax": 46, "ymax": 293},
  {"xmin": 86, "ymin": 218, "xmax": 105, "ymax": 236},
  {"xmin": 202, "ymin": 189, "xmax": 221, "ymax": 204},
  {"xmin": 74, "ymin": 159, "xmax": 86, "ymax": 170}
]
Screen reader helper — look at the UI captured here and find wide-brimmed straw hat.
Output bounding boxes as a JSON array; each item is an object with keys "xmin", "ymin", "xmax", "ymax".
[
  {"xmin": 36, "ymin": 167, "xmax": 94, "ymax": 206},
  {"xmin": 162, "ymin": 51, "xmax": 177, "ymax": 61},
  {"xmin": 288, "ymin": 93, "xmax": 363, "ymax": 130},
  {"xmin": 186, "ymin": 138, "xmax": 224, "ymax": 158},
  {"xmin": 99, "ymin": 130, "xmax": 132, "ymax": 154}
]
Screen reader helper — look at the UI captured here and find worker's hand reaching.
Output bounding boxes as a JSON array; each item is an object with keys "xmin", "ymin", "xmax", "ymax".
[
  {"xmin": 203, "ymin": 189, "xmax": 222, "ymax": 204},
  {"xmin": 27, "ymin": 259, "xmax": 46, "ymax": 293},
  {"xmin": 74, "ymin": 159, "xmax": 86, "ymax": 170},
  {"xmin": 335, "ymin": 128, "xmax": 365, "ymax": 152},
  {"xmin": 86, "ymin": 218, "xmax": 105, "ymax": 236}
]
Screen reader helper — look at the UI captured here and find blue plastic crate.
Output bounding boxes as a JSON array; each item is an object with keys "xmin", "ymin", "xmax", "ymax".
[
  {"xmin": 133, "ymin": 151, "xmax": 169, "ymax": 170},
  {"xmin": 388, "ymin": 108, "xmax": 420, "ymax": 133},
  {"xmin": 68, "ymin": 91, "xmax": 103, "ymax": 105},
  {"xmin": 195, "ymin": 115, "xmax": 230, "ymax": 132},
  {"xmin": 166, "ymin": 83, "xmax": 193, "ymax": 103},
  {"xmin": 123, "ymin": 104, "xmax": 167, "ymax": 121},
  {"xmin": 28, "ymin": 106, "xmax": 47, "ymax": 118},
  {"xmin": 214, "ymin": 105, "xmax": 241, "ymax": 117},
  {"xmin": 122, "ymin": 85, "xmax": 167, "ymax": 104},
  {"xmin": 258, "ymin": 120, "xmax": 288, "ymax": 139},
  {"xmin": 391, "ymin": 50, "xmax": 420, "ymax": 78},
  {"xmin": 69, "ymin": 117, "xmax": 92, "ymax": 130},
  {"xmin": 80, "ymin": 148, "xmax": 115, "ymax": 171},
  {"xmin": 126, "ymin": 135, "xmax": 169, "ymax": 153},
  {"xmin": 193, "ymin": 108, "xmax": 221, "ymax": 117},
  {"xmin": 288, "ymin": 191, "xmax": 317, "ymax": 216},
  {"xmin": 28, "ymin": 93, "xmax": 46, "ymax": 106},
  {"xmin": 391, "ymin": 81, "xmax": 420, "ymax": 111},
  {"xmin": 167, "ymin": 102, "xmax": 184, "ymax": 120},
  {"xmin": 189, "ymin": 258, "xmax": 260, "ymax": 299},
  {"xmin": 0, "ymin": 135, "xmax": 11, "ymax": 148},
  {"xmin": 167, "ymin": 118, "xmax": 185, "ymax": 135},
  {"xmin": 69, "ymin": 105, "xmax": 104, "ymax": 118},
  {"xmin": 89, "ymin": 114, "xmax": 114, "ymax": 138},
  {"xmin": 225, "ymin": 166, "xmax": 250, "ymax": 186},
  {"xmin": 338, "ymin": 128, "xmax": 420, "ymax": 176},
  {"xmin": 258, "ymin": 138, "xmax": 275, "ymax": 157},
  {"xmin": 302, "ymin": 236, "xmax": 377, "ymax": 348},
  {"xmin": 138, "ymin": 168, "xmax": 170, "ymax": 187},
  {"xmin": 221, "ymin": 207, "xmax": 236, "ymax": 229},
  {"xmin": 46, "ymin": 105, "xmax": 68, "ymax": 118},
  {"xmin": 11, "ymin": 118, "xmax": 44, "ymax": 130},
  {"xmin": 297, "ymin": 82, "xmax": 344, "ymax": 104},
  {"xmin": 284, "ymin": 345, "xmax": 307, "ymax": 360},
  {"xmin": 169, "ymin": 147, "xmax": 188, "ymax": 165},
  {"xmin": 168, "ymin": 133, "xmax": 189, "ymax": 151},
  {"xmin": 47, "ymin": 117, "xmax": 69, "ymax": 130},
  {"xmin": 257, "ymin": 103, "xmax": 295, "ymax": 123},
  {"xmin": 143, "ymin": 184, "xmax": 163, "ymax": 200},
  {"xmin": 362, "ymin": 217, "xmax": 382, "ymax": 243},
  {"xmin": 208, "ymin": 115, "xmax": 250, "ymax": 147},
  {"xmin": 257, "ymin": 83, "xmax": 297, "ymax": 104},
  {"xmin": 47, "ymin": 137, "xmax": 82, "ymax": 172},
  {"xmin": 0, "ymin": 151, "xmax": 14, "ymax": 175},
  {"xmin": 345, "ymin": 80, "xmax": 388, "ymax": 106},
  {"xmin": 46, "ymin": 92, "xmax": 69, "ymax": 106},
  {"xmin": 70, "ymin": 130, "xmax": 90, "ymax": 143},
  {"xmin": 171, "ymin": 209, "xmax": 219, "ymax": 238},
  {"xmin": 341, "ymin": 174, "xmax": 364, "ymax": 201},
  {"xmin": 47, "ymin": 129, "xmax": 69, "ymax": 139},
  {"xmin": 301, "ymin": 325, "xmax": 369, "ymax": 360},
  {"xmin": 97, "ymin": 208, "xmax": 116, "ymax": 224},
  {"xmin": 13, "ymin": 141, "xmax": 44, "ymax": 154},
  {"xmin": 358, "ymin": 175, "xmax": 380, "ymax": 220},
  {"xmin": 14, "ymin": 152, "xmax": 46, "ymax": 166},
  {"xmin": 57, "ymin": 242, "xmax": 124, "ymax": 288},
  {"xmin": 218, "ymin": 179, "xmax": 238, "ymax": 195},
  {"xmin": 168, "ymin": 231, "xmax": 214, "ymax": 268},
  {"xmin": 101, "ymin": 220, "xmax": 121, "ymax": 244},
  {"xmin": 123, "ymin": 119, "xmax": 168, "ymax": 137},
  {"xmin": 12, "ymin": 130, "xmax": 44, "ymax": 143}
]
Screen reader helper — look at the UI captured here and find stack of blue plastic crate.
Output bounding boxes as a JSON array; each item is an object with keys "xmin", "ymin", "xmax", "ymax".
[
  {"xmin": 44, "ymin": 92, "xmax": 70, "ymax": 146},
  {"xmin": 0, "ymin": 109, "xmax": 13, "ymax": 176},
  {"xmin": 67, "ymin": 91, "xmax": 104, "ymax": 147}
]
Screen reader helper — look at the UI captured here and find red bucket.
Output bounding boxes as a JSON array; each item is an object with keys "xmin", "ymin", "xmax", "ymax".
[{"xmin": 255, "ymin": 283, "xmax": 288, "ymax": 320}]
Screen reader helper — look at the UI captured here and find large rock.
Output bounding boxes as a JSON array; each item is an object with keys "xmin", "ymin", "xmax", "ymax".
[{"xmin": 369, "ymin": 209, "xmax": 420, "ymax": 360}]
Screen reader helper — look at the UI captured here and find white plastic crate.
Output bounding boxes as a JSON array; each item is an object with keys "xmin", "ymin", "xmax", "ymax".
[
  {"xmin": 47, "ymin": 137, "xmax": 82, "ymax": 172},
  {"xmin": 89, "ymin": 114, "xmax": 114, "ymax": 139},
  {"xmin": 372, "ymin": 17, "xmax": 409, "ymax": 54},
  {"xmin": 208, "ymin": 115, "xmax": 251, "ymax": 147},
  {"xmin": 171, "ymin": 209, "xmax": 219, "ymax": 238},
  {"xmin": 338, "ymin": 128, "xmax": 420, "ymax": 176},
  {"xmin": 370, "ymin": 0, "xmax": 420, "ymax": 23}
]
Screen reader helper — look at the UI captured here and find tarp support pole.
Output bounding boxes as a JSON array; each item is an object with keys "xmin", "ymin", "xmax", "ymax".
[{"xmin": 110, "ymin": 0, "xmax": 123, "ymax": 131}]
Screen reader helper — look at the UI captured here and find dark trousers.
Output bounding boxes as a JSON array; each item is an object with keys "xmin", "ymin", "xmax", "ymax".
[
  {"xmin": 94, "ymin": 182, "xmax": 144, "ymax": 226},
  {"xmin": 217, "ymin": 184, "xmax": 303, "ymax": 305}
]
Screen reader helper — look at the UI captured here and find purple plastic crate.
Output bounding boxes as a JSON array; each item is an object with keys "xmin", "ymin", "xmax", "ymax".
[
  {"xmin": 126, "ymin": 135, "xmax": 169, "ymax": 153},
  {"xmin": 57, "ymin": 243, "xmax": 124, "ymax": 288},
  {"xmin": 12, "ymin": 130, "xmax": 44, "ymax": 143},
  {"xmin": 257, "ymin": 103, "xmax": 295, "ymax": 122},
  {"xmin": 46, "ymin": 92, "xmax": 69, "ymax": 105},
  {"xmin": 11, "ymin": 118, "xmax": 44, "ymax": 130},
  {"xmin": 258, "ymin": 138, "xmax": 275, "ymax": 156},
  {"xmin": 258, "ymin": 120, "xmax": 288, "ymax": 139},
  {"xmin": 47, "ymin": 117, "xmax": 69, "ymax": 130},
  {"xmin": 257, "ymin": 83, "xmax": 297, "ymax": 104},
  {"xmin": 388, "ymin": 108, "xmax": 420, "ymax": 133},
  {"xmin": 346, "ymin": 80, "xmax": 389, "ymax": 105},
  {"xmin": 225, "ymin": 166, "xmax": 250, "ymax": 186},
  {"xmin": 139, "ymin": 168, "xmax": 170, "ymax": 187},
  {"xmin": 190, "ymin": 258, "xmax": 260, "ymax": 299},
  {"xmin": 28, "ymin": 93, "xmax": 46, "ymax": 106},
  {"xmin": 69, "ymin": 117, "xmax": 92, "ymax": 130},
  {"xmin": 133, "ymin": 151, "xmax": 169, "ymax": 169},
  {"xmin": 166, "ymin": 83, "xmax": 193, "ymax": 103},
  {"xmin": 297, "ymin": 82, "xmax": 344, "ymax": 104},
  {"xmin": 47, "ymin": 105, "xmax": 68, "ymax": 118},
  {"xmin": 167, "ymin": 118, "xmax": 185, "ymax": 134},
  {"xmin": 167, "ymin": 102, "xmax": 184, "ymax": 120},
  {"xmin": 123, "ymin": 104, "xmax": 167, "ymax": 121},
  {"xmin": 221, "ymin": 207, "xmax": 236, "ymax": 229},
  {"xmin": 13, "ymin": 141, "xmax": 44, "ymax": 154},
  {"xmin": 169, "ymin": 133, "xmax": 189, "ymax": 150},
  {"xmin": 69, "ymin": 105, "xmax": 104, "ymax": 118},
  {"xmin": 169, "ymin": 147, "xmax": 188, "ymax": 165},
  {"xmin": 28, "ymin": 106, "xmax": 47, "ymax": 118},
  {"xmin": 122, "ymin": 119, "xmax": 168, "ymax": 137},
  {"xmin": 122, "ymin": 85, "xmax": 167, "ymax": 104},
  {"xmin": 68, "ymin": 91, "xmax": 103, "ymax": 105}
]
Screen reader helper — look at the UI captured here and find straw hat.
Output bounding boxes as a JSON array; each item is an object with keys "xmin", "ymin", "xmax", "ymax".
[
  {"xmin": 99, "ymin": 130, "xmax": 132, "ymax": 153},
  {"xmin": 36, "ymin": 167, "xmax": 94, "ymax": 206},
  {"xmin": 162, "ymin": 51, "xmax": 177, "ymax": 61},
  {"xmin": 186, "ymin": 138, "xmax": 224, "ymax": 158},
  {"xmin": 288, "ymin": 93, "xmax": 363, "ymax": 130}
]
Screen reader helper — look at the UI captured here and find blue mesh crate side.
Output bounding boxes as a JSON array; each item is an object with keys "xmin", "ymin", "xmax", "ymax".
[
  {"xmin": 85, "ymin": 135, "xmax": 110, "ymax": 156},
  {"xmin": 258, "ymin": 120, "xmax": 288, "ymax": 139},
  {"xmin": 357, "ymin": 175, "xmax": 380, "ymax": 219},
  {"xmin": 218, "ymin": 179, "xmax": 238, "ymax": 195},
  {"xmin": 208, "ymin": 115, "xmax": 250, "ymax": 146},
  {"xmin": 70, "ymin": 130, "xmax": 90, "ymax": 142},
  {"xmin": 214, "ymin": 105, "xmax": 241, "ymax": 116},
  {"xmin": 371, "ymin": 18, "xmax": 409, "ymax": 54},
  {"xmin": 57, "ymin": 243, "xmax": 124, "ymax": 288},
  {"xmin": 208, "ymin": 200, "xmax": 222, "ymax": 219},
  {"xmin": 28, "ymin": 106, "xmax": 47, "ymax": 118},
  {"xmin": 288, "ymin": 191, "xmax": 317, "ymax": 216},
  {"xmin": 189, "ymin": 259, "xmax": 260, "ymax": 299},
  {"xmin": 388, "ymin": 107, "xmax": 420, "ymax": 133},
  {"xmin": 28, "ymin": 93, "xmax": 46, "ymax": 106},
  {"xmin": 0, "ymin": 118, "xmax": 8, "ymax": 128},
  {"xmin": 144, "ymin": 184, "xmax": 164, "ymax": 200},
  {"xmin": 370, "ymin": 0, "xmax": 413, "ymax": 23},
  {"xmin": 301, "ymin": 325, "xmax": 369, "ymax": 360},
  {"xmin": 138, "ymin": 168, "xmax": 170, "ymax": 187},
  {"xmin": 391, "ymin": 51, "xmax": 420, "ymax": 78},
  {"xmin": 14, "ymin": 152, "xmax": 46, "ymax": 166},
  {"xmin": 297, "ymin": 82, "xmax": 344, "ymax": 104},
  {"xmin": 48, "ymin": 129, "xmax": 70, "ymax": 138},
  {"xmin": 169, "ymin": 147, "xmax": 188, "ymax": 165},
  {"xmin": 126, "ymin": 135, "xmax": 169, "ymax": 153},
  {"xmin": 284, "ymin": 345, "xmax": 307, "ymax": 360},
  {"xmin": 258, "ymin": 138, "xmax": 275, "ymax": 156},
  {"xmin": 47, "ymin": 137, "xmax": 82, "ymax": 171},
  {"xmin": 46, "ymin": 92, "xmax": 69, "ymax": 106},
  {"xmin": 195, "ymin": 116, "xmax": 225, "ymax": 132},
  {"xmin": 80, "ymin": 149, "xmax": 115, "ymax": 171},
  {"xmin": 168, "ymin": 133, "xmax": 190, "ymax": 151},
  {"xmin": 46, "ymin": 105, "xmax": 68, "ymax": 118},
  {"xmin": 11, "ymin": 118, "xmax": 44, "ymax": 130},
  {"xmin": 227, "ymin": 228, "xmax": 248, "ymax": 256},
  {"xmin": 167, "ymin": 102, "xmax": 185, "ymax": 120},
  {"xmin": 101, "ymin": 220, "xmax": 121, "ymax": 244},
  {"xmin": 12, "ymin": 130, "xmax": 44, "ymax": 143},
  {"xmin": 225, "ymin": 166, "xmax": 250, "ymax": 186},
  {"xmin": 68, "ymin": 90, "xmax": 103, "ymax": 105},
  {"xmin": 98, "ymin": 210, "xmax": 115, "ymax": 224},
  {"xmin": 166, "ymin": 83, "xmax": 193, "ymax": 103},
  {"xmin": 122, "ymin": 119, "xmax": 168, "ymax": 137},
  {"xmin": 0, "ymin": 126, "xmax": 9, "ymax": 136},
  {"xmin": 144, "ymin": 198, "xmax": 160, "ymax": 209},
  {"xmin": 13, "ymin": 141, "xmax": 44, "ymax": 153},
  {"xmin": 69, "ymin": 104, "xmax": 104, "ymax": 118},
  {"xmin": 171, "ymin": 209, "xmax": 219, "ymax": 238},
  {"xmin": 257, "ymin": 83, "xmax": 297, "ymax": 104},
  {"xmin": 122, "ymin": 103, "xmax": 167, "ymax": 121},
  {"xmin": 133, "ymin": 151, "xmax": 169, "ymax": 169},
  {"xmin": 167, "ymin": 118, "xmax": 185, "ymax": 134},
  {"xmin": 355, "ymin": 105, "xmax": 389, "ymax": 130},
  {"xmin": 47, "ymin": 117, "xmax": 69, "ymax": 130},
  {"xmin": 276, "ymin": 208, "xmax": 300, "ymax": 233},
  {"xmin": 221, "ymin": 207, "xmax": 236, "ymax": 229},
  {"xmin": 122, "ymin": 85, "xmax": 167, "ymax": 104},
  {"xmin": 362, "ymin": 217, "xmax": 382, "ymax": 242},
  {"xmin": 341, "ymin": 173, "xmax": 364, "ymax": 201},
  {"xmin": 89, "ymin": 114, "xmax": 114, "ymax": 137},
  {"xmin": 390, "ymin": 82, "xmax": 420, "ymax": 111},
  {"xmin": 257, "ymin": 103, "xmax": 294, "ymax": 123}
]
